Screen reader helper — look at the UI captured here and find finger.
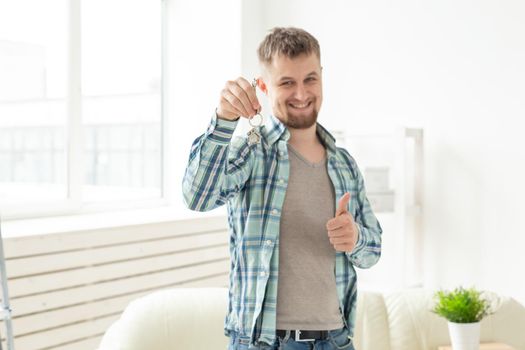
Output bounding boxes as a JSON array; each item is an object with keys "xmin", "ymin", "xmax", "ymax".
[
  {"xmin": 227, "ymin": 80, "xmax": 257, "ymax": 117},
  {"xmin": 335, "ymin": 192, "xmax": 351, "ymax": 216},
  {"xmin": 326, "ymin": 214, "xmax": 352, "ymax": 231},
  {"xmin": 221, "ymin": 88, "xmax": 251, "ymax": 118},
  {"xmin": 329, "ymin": 235, "xmax": 353, "ymax": 245},
  {"xmin": 237, "ymin": 77, "xmax": 261, "ymax": 111},
  {"xmin": 334, "ymin": 243, "xmax": 355, "ymax": 252},
  {"xmin": 327, "ymin": 227, "xmax": 347, "ymax": 238},
  {"xmin": 218, "ymin": 99, "xmax": 245, "ymax": 120}
]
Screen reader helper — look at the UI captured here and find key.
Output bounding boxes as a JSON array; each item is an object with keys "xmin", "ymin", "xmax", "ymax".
[{"xmin": 247, "ymin": 78, "xmax": 263, "ymax": 145}]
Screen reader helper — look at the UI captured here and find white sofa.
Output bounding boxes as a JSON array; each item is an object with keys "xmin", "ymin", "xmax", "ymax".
[{"xmin": 98, "ymin": 288, "xmax": 525, "ymax": 350}]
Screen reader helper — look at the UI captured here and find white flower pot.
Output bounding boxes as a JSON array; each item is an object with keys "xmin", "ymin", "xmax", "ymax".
[{"xmin": 447, "ymin": 321, "xmax": 480, "ymax": 350}]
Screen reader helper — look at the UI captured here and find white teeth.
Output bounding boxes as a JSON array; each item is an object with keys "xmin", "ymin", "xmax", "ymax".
[{"xmin": 290, "ymin": 102, "xmax": 309, "ymax": 108}]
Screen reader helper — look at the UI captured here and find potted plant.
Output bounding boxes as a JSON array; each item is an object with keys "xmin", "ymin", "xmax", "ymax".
[{"xmin": 432, "ymin": 287, "xmax": 492, "ymax": 350}]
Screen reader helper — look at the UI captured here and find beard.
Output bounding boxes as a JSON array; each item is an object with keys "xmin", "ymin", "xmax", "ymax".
[{"xmin": 278, "ymin": 101, "xmax": 319, "ymax": 129}]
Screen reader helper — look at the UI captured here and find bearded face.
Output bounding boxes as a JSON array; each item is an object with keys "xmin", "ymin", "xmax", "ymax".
[{"xmin": 261, "ymin": 53, "xmax": 323, "ymax": 129}]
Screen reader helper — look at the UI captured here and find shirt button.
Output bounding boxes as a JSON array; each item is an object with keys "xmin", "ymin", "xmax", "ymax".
[
  {"xmin": 278, "ymin": 178, "xmax": 285, "ymax": 184},
  {"xmin": 272, "ymin": 209, "xmax": 279, "ymax": 215},
  {"xmin": 265, "ymin": 240, "xmax": 272, "ymax": 246},
  {"xmin": 260, "ymin": 271, "xmax": 267, "ymax": 277}
]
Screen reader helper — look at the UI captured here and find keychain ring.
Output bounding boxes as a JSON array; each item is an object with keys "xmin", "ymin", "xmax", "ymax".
[{"xmin": 249, "ymin": 113, "xmax": 263, "ymax": 127}]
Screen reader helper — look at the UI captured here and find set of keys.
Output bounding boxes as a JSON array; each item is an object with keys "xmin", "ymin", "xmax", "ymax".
[{"xmin": 246, "ymin": 78, "xmax": 263, "ymax": 146}]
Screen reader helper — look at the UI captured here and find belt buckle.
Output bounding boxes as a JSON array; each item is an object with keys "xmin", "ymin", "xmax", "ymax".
[{"xmin": 294, "ymin": 330, "xmax": 315, "ymax": 342}]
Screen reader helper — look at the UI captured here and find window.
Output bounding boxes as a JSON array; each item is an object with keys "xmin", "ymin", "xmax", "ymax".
[
  {"xmin": 0, "ymin": 0, "xmax": 164, "ymax": 219},
  {"xmin": 0, "ymin": 0, "xmax": 68, "ymax": 207},
  {"xmin": 82, "ymin": 0, "xmax": 162, "ymax": 202}
]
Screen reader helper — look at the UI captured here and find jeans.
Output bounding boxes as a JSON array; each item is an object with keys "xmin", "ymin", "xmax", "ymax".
[{"xmin": 228, "ymin": 327, "xmax": 355, "ymax": 350}]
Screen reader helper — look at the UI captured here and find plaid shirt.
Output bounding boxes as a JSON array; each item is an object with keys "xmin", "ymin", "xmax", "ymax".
[{"xmin": 183, "ymin": 114, "xmax": 382, "ymax": 346}]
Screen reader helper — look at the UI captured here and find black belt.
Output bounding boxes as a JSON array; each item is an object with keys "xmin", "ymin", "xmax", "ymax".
[{"xmin": 276, "ymin": 329, "xmax": 329, "ymax": 342}]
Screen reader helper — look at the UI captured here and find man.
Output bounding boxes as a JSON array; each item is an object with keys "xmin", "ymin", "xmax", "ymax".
[{"xmin": 183, "ymin": 27, "xmax": 382, "ymax": 350}]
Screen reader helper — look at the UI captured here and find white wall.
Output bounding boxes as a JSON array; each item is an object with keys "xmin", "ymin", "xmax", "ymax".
[{"xmin": 240, "ymin": 0, "xmax": 525, "ymax": 303}]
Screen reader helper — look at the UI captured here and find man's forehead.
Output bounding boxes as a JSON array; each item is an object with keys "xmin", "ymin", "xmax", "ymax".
[{"xmin": 262, "ymin": 53, "xmax": 321, "ymax": 78}]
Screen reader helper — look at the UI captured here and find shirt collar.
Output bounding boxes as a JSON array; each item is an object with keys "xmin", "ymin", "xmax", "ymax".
[
  {"xmin": 263, "ymin": 115, "xmax": 289, "ymax": 146},
  {"xmin": 262, "ymin": 115, "xmax": 338, "ymax": 154}
]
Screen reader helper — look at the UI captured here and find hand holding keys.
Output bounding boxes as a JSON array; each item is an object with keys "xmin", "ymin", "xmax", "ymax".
[{"xmin": 216, "ymin": 77, "xmax": 264, "ymax": 145}]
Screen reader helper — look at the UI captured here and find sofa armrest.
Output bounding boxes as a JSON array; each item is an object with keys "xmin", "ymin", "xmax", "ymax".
[
  {"xmin": 385, "ymin": 289, "xmax": 525, "ymax": 350},
  {"xmin": 98, "ymin": 288, "xmax": 229, "ymax": 350}
]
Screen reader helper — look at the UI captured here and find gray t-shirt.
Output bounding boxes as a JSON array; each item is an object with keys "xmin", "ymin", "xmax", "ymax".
[{"xmin": 275, "ymin": 144, "xmax": 345, "ymax": 330}]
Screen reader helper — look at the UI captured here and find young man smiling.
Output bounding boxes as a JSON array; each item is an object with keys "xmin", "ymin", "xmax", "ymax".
[{"xmin": 183, "ymin": 27, "xmax": 382, "ymax": 350}]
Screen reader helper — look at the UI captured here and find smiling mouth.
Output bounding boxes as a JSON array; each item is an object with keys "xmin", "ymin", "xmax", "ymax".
[{"xmin": 288, "ymin": 101, "xmax": 312, "ymax": 109}]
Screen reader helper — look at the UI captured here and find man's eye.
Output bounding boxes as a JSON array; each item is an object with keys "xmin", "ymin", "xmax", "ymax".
[
  {"xmin": 281, "ymin": 81, "xmax": 293, "ymax": 86},
  {"xmin": 306, "ymin": 77, "xmax": 316, "ymax": 82}
]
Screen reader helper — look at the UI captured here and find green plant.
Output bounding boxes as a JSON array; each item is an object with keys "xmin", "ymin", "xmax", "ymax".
[{"xmin": 432, "ymin": 287, "xmax": 491, "ymax": 323}]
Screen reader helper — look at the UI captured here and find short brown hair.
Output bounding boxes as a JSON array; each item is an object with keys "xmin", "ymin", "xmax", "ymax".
[{"xmin": 257, "ymin": 27, "xmax": 321, "ymax": 66}]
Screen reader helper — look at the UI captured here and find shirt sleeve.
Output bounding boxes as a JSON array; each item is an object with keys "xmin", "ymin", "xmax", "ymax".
[
  {"xmin": 345, "ymin": 160, "xmax": 383, "ymax": 269},
  {"xmin": 182, "ymin": 113, "xmax": 254, "ymax": 211}
]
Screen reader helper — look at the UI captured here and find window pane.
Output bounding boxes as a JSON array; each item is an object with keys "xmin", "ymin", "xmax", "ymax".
[
  {"xmin": 0, "ymin": 0, "xmax": 68, "ymax": 203},
  {"xmin": 81, "ymin": 0, "xmax": 162, "ymax": 202}
]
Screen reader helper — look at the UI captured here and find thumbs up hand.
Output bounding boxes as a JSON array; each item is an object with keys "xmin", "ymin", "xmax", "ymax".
[{"xmin": 326, "ymin": 192, "xmax": 359, "ymax": 252}]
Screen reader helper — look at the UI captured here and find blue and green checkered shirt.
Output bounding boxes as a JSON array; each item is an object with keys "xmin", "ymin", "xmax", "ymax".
[{"xmin": 182, "ymin": 113, "xmax": 382, "ymax": 346}]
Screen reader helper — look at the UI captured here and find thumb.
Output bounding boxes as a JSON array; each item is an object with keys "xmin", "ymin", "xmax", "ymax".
[{"xmin": 335, "ymin": 192, "xmax": 351, "ymax": 216}]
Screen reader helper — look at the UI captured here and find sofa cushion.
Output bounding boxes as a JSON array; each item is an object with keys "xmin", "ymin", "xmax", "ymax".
[
  {"xmin": 385, "ymin": 289, "xmax": 449, "ymax": 350},
  {"xmin": 353, "ymin": 291, "xmax": 391, "ymax": 350}
]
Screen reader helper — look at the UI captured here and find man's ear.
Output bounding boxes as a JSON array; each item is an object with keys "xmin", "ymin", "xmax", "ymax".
[{"xmin": 256, "ymin": 78, "xmax": 268, "ymax": 95}]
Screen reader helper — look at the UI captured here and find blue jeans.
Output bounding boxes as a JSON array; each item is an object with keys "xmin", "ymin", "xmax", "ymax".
[{"xmin": 228, "ymin": 327, "xmax": 355, "ymax": 350}]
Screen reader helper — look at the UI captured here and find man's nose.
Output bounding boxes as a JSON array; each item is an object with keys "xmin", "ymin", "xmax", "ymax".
[{"xmin": 293, "ymin": 83, "xmax": 307, "ymax": 100}]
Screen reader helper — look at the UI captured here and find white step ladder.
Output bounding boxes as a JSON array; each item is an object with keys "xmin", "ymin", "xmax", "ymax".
[{"xmin": 0, "ymin": 216, "xmax": 14, "ymax": 350}]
